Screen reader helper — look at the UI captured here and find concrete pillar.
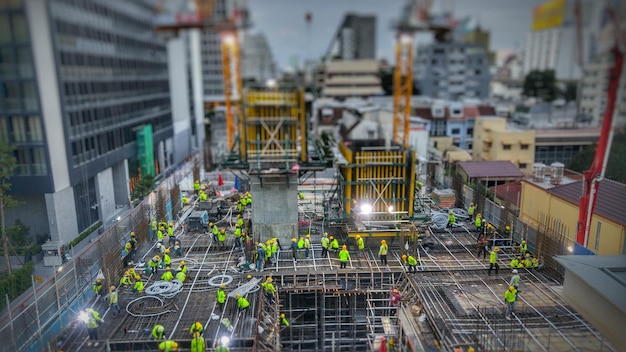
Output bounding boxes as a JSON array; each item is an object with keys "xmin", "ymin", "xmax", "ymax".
[
  {"xmin": 112, "ymin": 160, "xmax": 130, "ymax": 207},
  {"xmin": 44, "ymin": 187, "xmax": 78, "ymax": 244},
  {"xmin": 250, "ymin": 174, "xmax": 299, "ymax": 244},
  {"xmin": 95, "ymin": 167, "xmax": 116, "ymax": 224}
]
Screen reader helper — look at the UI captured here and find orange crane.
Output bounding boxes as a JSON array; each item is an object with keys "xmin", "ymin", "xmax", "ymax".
[
  {"xmin": 153, "ymin": 0, "xmax": 242, "ymax": 151},
  {"xmin": 576, "ymin": 3, "xmax": 624, "ymax": 247}
]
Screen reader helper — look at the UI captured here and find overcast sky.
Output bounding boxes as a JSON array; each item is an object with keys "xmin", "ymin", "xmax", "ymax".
[{"xmin": 247, "ymin": 0, "xmax": 548, "ymax": 70}]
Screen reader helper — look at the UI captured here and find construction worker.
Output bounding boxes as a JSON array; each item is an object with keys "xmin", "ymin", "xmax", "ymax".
[
  {"xmin": 182, "ymin": 195, "xmax": 189, "ymax": 206},
  {"xmin": 246, "ymin": 191, "xmax": 252, "ymax": 205},
  {"xmin": 356, "ymin": 235, "xmax": 365, "ymax": 258},
  {"xmin": 122, "ymin": 242, "xmax": 132, "ymax": 258},
  {"xmin": 129, "ymin": 231, "xmax": 137, "ymax": 258},
  {"xmin": 504, "ymin": 285, "xmax": 517, "ymax": 320},
  {"xmin": 120, "ymin": 271, "xmax": 132, "ymax": 286},
  {"xmin": 477, "ymin": 234, "xmax": 488, "ymax": 259},
  {"xmin": 519, "ymin": 240, "xmax": 528, "ymax": 255},
  {"xmin": 488, "ymin": 247, "xmax": 500, "ymax": 276},
  {"xmin": 199, "ymin": 190, "xmax": 207, "ymax": 201},
  {"xmin": 304, "ymin": 234, "xmax": 311, "ymax": 258},
  {"xmin": 163, "ymin": 249, "xmax": 171, "ymax": 268},
  {"xmin": 85, "ymin": 308, "xmax": 102, "ymax": 344},
  {"xmin": 194, "ymin": 180, "xmax": 200, "ymax": 195},
  {"xmin": 525, "ymin": 254, "xmax": 533, "ymax": 268},
  {"xmin": 280, "ymin": 313, "xmax": 290, "ymax": 327},
  {"xmin": 262, "ymin": 277, "xmax": 276, "ymax": 304},
  {"xmin": 234, "ymin": 226, "xmax": 242, "ymax": 248},
  {"xmin": 176, "ymin": 267, "xmax": 186, "ymax": 282},
  {"xmin": 475, "ymin": 214, "xmax": 483, "ymax": 235},
  {"xmin": 320, "ymin": 233, "xmax": 330, "ymax": 257},
  {"xmin": 237, "ymin": 214, "xmax": 244, "ymax": 227},
  {"xmin": 329, "ymin": 236, "xmax": 339, "ymax": 254},
  {"xmin": 510, "ymin": 269, "xmax": 520, "ymax": 296},
  {"xmin": 152, "ymin": 324, "xmax": 166, "ymax": 340},
  {"xmin": 298, "ymin": 191, "xmax": 305, "ymax": 200},
  {"xmin": 217, "ymin": 284, "xmax": 226, "ymax": 310},
  {"xmin": 531, "ymin": 257, "xmax": 539, "ymax": 268},
  {"xmin": 379, "ymin": 240, "xmax": 388, "ymax": 266},
  {"xmin": 407, "ymin": 254, "xmax": 418, "ymax": 273},
  {"xmin": 218, "ymin": 229, "xmax": 226, "ymax": 250},
  {"xmin": 151, "ymin": 217, "xmax": 158, "ymax": 240},
  {"xmin": 174, "ymin": 241, "xmax": 182, "ymax": 257},
  {"xmin": 191, "ymin": 332, "xmax": 205, "ymax": 352},
  {"xmin": 297, "ymin": 236, "xmax": 305, "ymax": 256},
  {"xmin": 510, "ymin": 256, "xmax": 521, "ymax": 268},
  {"xmin": 255, "ymin": 243, "xmax": 265, "ymax": 271},
  {"xmin": 157, "ymin": 227, "xmax": 164, "ymax": 242},
  {"xmin": 167, "ymin": 222, "xmax": 174, "ymax": 238},
  {"xmin": 389, "ymin": 289, "xmax": 401, "ymax": 316},
  {"xmin": 133, "ymin": 278, "xmax": 144, "ymax": 293},
  {"xmin": 108, "ymin": 286, "xmax": 120, "ymax": 316},
  {"xmin": 93, "ymin": 279, "xmax": 103, "ymax": 299},
  {"xmin": 291, "ymin": 237, "xmax": 299, "ymax": 263},
  {"xmin": 149, "ymin": 255, "xmax": 160, "ymax": 275},
  {"xmin": 339, "ymin": 245, "xmax": 351, "ymax": 269},
  {"xmin": 504, "ymin": 225, "xmax": 512, "ymax": 237},
  {"xmin": 158, "ymin": 340, "xmax": 179, "ymax": 351},
  {"xmin": 189, "ymin": 321, "xmax": 203, "ymax": 336},
  {"xmin": 211, "ymin": 222, "xmax": 219, "ymax": 243},
  {"xmin": 179, "ymin": 260, "xmax": 187, "ymax": 274},
  {"xmin": 236, "ymin": 293, "xmax": 249, "ymax": 310},
  {"xmin": 161, "ymin": 267, "xmax": 174, "ymax": 282},
  {"xmin": 468, "ymin": 202, "xmax": 476, "ymax": 220},
  {"xmin": 447, "ymin": 211, "xmax": 456, "ymax": 228},
  {"xmin": 401, "ymin": 254, "xmax": 408, "ymax": 267}
]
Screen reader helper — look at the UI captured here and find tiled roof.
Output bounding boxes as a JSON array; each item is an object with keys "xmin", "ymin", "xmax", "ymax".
[
  {"xmin": 548, "ymin": 179, "xmax": 626, "ymax": 226},
  {"xmin": 414, "ymin": 107, "xmax": 435, "ymax": 120},
  {"xmin": 458, "ymin": 160, "xmax": 524, "ymax": 179},
  {"xmin": 478, "ymin": 105, "xmax": 496, "ymax": 116}
]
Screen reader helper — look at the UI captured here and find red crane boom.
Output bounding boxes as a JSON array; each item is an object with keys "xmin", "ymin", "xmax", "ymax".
[{"xmin": 576, "ymin": 46, "xmax": 623, "ymax": 247}]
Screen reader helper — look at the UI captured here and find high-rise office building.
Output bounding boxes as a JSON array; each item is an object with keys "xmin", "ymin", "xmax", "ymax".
[
  {"xmin": 325, "ymin": 13, "xmax": 376, "ymax": 61},
  {"xmin": 241, "ymin": 32, "xmax": 277, "ymax": 84},
  {"xmin": 0, "ymin": 0, "xmax": 173, "ymax": 244}
]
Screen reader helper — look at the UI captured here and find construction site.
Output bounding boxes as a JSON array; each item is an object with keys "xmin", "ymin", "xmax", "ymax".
[{"xmin": 0, "ymin": 0, "xmax": 624, "ymax": 351}]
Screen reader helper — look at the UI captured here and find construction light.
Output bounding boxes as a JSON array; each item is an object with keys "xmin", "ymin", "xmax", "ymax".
[
  {"xmin": 220, "ymin": 335, "xmax": 230, "ymax": 346},
  {"xmin": 388, "ymin": 205, "xmax": 394, "ymax": 213},
  {"xmin": 567, "ymin": 246, "xmax": 574, "ymax": 253},
  {"xmin": 78, "ymin": 311, "xmax": 89, "ymax": 323},
  {"xmin": 222, "ymin": 35, "xmax": 236, "ymax": 46},
  {"xmin": 360, "ymin": 204, "xmax": 372, "ymax": 215},
  {"xmin": 399, "ymin": 34, "xmax": 413, "ymax": 45},
  {"xmin": 57, "ymin": 266, "xmax": 64, "ymax": 272},
  {"xmin": 266, "ymin": 79, "xmax": 277, "ymax": 88}
]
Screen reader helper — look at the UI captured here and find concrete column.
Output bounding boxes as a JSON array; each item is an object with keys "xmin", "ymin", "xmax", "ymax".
[
  {"xmin": 95, "ymin": 167, "xmax": 116, "ymax": 224},
  {"xmin": 112, "ymin": 159, "xmax": 130, "ymax": 207},
  {"xmin": 250, "ymin": 174, "xmax": 299, "ymax": 244},
  {"xmin": 44, "ymin": 187, "xmax": 78, "ymax": 244}
]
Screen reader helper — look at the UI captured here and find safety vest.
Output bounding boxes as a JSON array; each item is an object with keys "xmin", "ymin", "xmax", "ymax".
[
  {"xmin": 109, "ymin": 291, "xmax": 118, "ymax": 305},
  {"xmin": 86, "ymin": 310, "xmax": 101, "ymax": 329},
  {"xmin": 218, "ymin": 231, "xmax": 226, "ymax": 241},
  {"xmin": 511, "ymin": 275, "xmax": 519, "ymax": 286},
  {"xmin": 407, "ymin": 256, "xmax": 417, "ymax": 266},
  {"xmin": 504, "ymin": 289, "xmax": 517, "ymax": 303},
  {"xmin": 475, "ymin": 217, "xmax": 482, "ymax": 227},
  {"xmin": 490, "ymin": 250, "xmax": 497, "ymax": 264},
  {"xmin": 212, "ymin": 225, "xmax": 219, "ymax": 235},
  {"xmin": 304, "ymin": 238, "xmax": 311, "ymax": 249},
  {"xmin": 379, "ymin": 245, "xmax": 388, "ymax": 255},
  {"xmin": 176, "ymin": 271, "xmax": 186, "ymax": 282},
  {"xmin": 330, "ymin": 240, "xmax": 339, "ymax": 249},
  {"xmin": 357, "ymin": 238, "xmax": 364, "ymax": 250},
  {"xmin": 163, "ymin": 254, "xmax": 171, "ymax": 266},
  {"xmin": 191, "ymin": 336, "xmax": 205, "ymax": 352},
  {"xmin": 234, "ymin": 228, "xmax": 242, "ymax": 238},
  {"xmin": 157, "ymin": 230, "xmax": 164, "ymax": 240},
  {"xmin": 339, "ymin": 249, "xmax": 350, "ymax": 262},
  {"xmin": 161, "ymin": 271, "xmax": 174, "ymax": 282},
  {"xmin": 238, "ymin": 297, "xmax": 249, "ymax": 309},
  {"xmin": 321, "ymin": 237, "xmax": 329, "ymax": 249},
  {"xmin": 217, "ymin": 289, "xmax": 226, "ymax": 304},
  {"xmin": 297, "ymin": 238, "xmax": 304, "ymax": 249},
  {"xmin": 468, "ymin": 205, "xmax": 475, "ymax": 215},
  {"xmin": 134, "ymin": 280, "xmax": 144, "ymax": 292},
  {"xmin": 510, "ymin": 259, "xmax": 519, "ymax": 268},
  {"xmin": 159, "ymin": 340, "xmax": 177, "ymax": 352}
]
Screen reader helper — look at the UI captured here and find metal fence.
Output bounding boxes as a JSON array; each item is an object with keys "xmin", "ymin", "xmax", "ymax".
[{"xmin": 0, "ymin": 158, "xmax": 196, "ymax": 352}]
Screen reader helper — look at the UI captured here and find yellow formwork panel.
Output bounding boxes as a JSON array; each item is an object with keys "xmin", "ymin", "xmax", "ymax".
[{"xmin": 242, "ymin": 89, "xmax": 306, "ymax": 165}]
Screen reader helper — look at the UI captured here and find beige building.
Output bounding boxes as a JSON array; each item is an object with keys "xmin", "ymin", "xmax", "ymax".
[
  {"xmin": 473, "ymin": 117, "xmax": 535, "ymax": 171},
  {"xmin": 321, "ymin": 59, "xmax": 383, "ymax": 98}
]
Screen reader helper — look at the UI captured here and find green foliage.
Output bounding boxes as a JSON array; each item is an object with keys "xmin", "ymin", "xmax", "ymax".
[
  {"xmin": 131, "ymin": 175, "xmax": 155, "ymax": 201},
  {"xmin": 0, "ymin": 261, "xmax": 34, "ymax": 311},
  {"xmin": 379, "ymin": 67, "xmax": 420, "ymax": 96},
  {"xmin": 568, "ymin": 133, "xmax": 626, "ymax": 184},
  {"xmin": 7, "ymin": 219, "xmax": 29, "ymax": 247},
  {"xmin": 0, "ymin": 141, "xmax": 19, "ymax": 210},
  {"xmin": 68, "ymin": 221, "xmax": 102, "ymax": 249},
  {"xmin": 562, "ymin": 82, "xmax": 578, "ymax": 102},
  {"xmin": 523, "ymin": 70, "xmax": 558, "ymax": 102}
]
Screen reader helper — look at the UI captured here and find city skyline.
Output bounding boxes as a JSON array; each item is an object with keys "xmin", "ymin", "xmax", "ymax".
[{"xmin": 248, "ymin": 0, "xmax": 547, "ymax": 70}]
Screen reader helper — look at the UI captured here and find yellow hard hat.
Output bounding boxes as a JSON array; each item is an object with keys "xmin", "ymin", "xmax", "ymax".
[
  {"xmin": 342, "ymin": 245, "xmax": 347, "ymax": 249},
  {"xmin": 165, "ymin": 249, "xmax": 170, "ymax": 253},
  {"xmin": 175, "ymin": 241, "xmax": 179, "ymax": 245},
  {"xmin": 356, "ymin": 235, "xmax": 360, "ymax": 239},
  {"xmin": 506, "ymin": 226, "xmax": 511, "ymax": 230},
  {"xmin": 110, "ymin": 286, "xmax": 116, "ymax": 291},
  {"xmin": 155, "ymin": 255, "xmax": 160, "ymax": 260},
  {"xmin": 124, "ymin": 271, "xmax": 129, "ymax": 276},
  {"xmin": 525, "ymin": 253, "xmax": 530, "ymax": 257},
  {"xmin": 381, "ymin": 240, "xmax": 386, "ymax": 244},
  {"xmin": 521, "ymin": 240, "xmax": 526, "ymax": 244},
  {"xmin": 477, "ymin": 213, "xmax": 481, "ymax": 217},
  {"xmin": 209, "ymin": 222, "xmax": 214, "ymax": 227},
  {"xmin": 130, "ymin": 231, "xmax": 136, "ymax": 237},
  {"xmin": 238, "ymin": 214, "xmax": 241, "ymax": 218},
  {"xmin": 306, "ymin": 234, "xmax": 310, "ymax": 238},
  {"xmin": 402, "ymin": 255, "xmax": 407, "ymax": 260},
  {"xmin": 329, "ymin": 236, "xmax": 334, "ymax": 240},
  {"xmin": 221, "ymin": 284, "xmax": 226, "ymax": 288},
  {"xmin": 195, "ymin": 322, "xmax": 202, "ymax": 329},
  {"xmin": 221, "ymin": 229, "xmax": 225, "ymax": 234},
  {"xmin": 96, "ymin": 279, "xmax": 102, "ymax": 283},
  {"xmin": 235, "ymin": 293, "xmax": 241, "ymax": 298},
  {"xmin": 509, "ymin": 286, "xmax": 515, "ymax": 291},
  {"xmin": 166, "ymin": 266, "xmax": 171, "ymax": 270},
  {"xmin": 493, "ymin": 247, "xmax": 499, "ymax": 251},
  {"xmin": 292, "ymin": 238, "xmax": 296, "ymax": 242},
  {"xmin": 266, "ymin": 277, "xmax": 273, "ymax": 282},
  {"xmin": 169, "ymin": 222, "xmax": 173, "ymax": 227},
  {"xmin": 172, "ymin": 342, "xmax": 179, "ymax": 349},
  {"xmin": 324, "ymin": 232, "xmax": 328, "ymax": 236},
  {"xmin": 280, "ymin": 313, "xmax": 285, "ymax": 318},
  {"xmin": 247, "ymin": 274, "xmax": 252, "ymax": 279},
  {"xmin": 180, "ymin": 261, "xmax": 185, "ymax": 265}
]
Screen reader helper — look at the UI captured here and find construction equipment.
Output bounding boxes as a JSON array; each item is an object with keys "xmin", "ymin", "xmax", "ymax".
[
  {"xmin": 576, "ymin": 3, "xmax": 624, "ymax": 247},
  {"xmin": 152, "ymin": 0, "xmax": 244, "ymax": 152}
]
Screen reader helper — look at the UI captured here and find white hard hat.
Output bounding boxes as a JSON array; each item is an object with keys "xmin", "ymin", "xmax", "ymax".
[{"xmin": 512, "ymin": 269, "xmax": 518, "ymax": 274}]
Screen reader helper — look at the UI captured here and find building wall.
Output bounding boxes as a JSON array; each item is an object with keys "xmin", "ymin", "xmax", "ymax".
[
  {"xmin": 168, "ymin": 37, "xmax": 192, "ymax": 165},
  {"xmin": 520, "ymin": 181, "xmax": 626, "ymax": 255},
  {"xmin": 3, "ymin": 194, "xmax": 49, "ymax": 241},
  {"xmin": 250, "ymin": 175, "xmax": 299, "ymax": 245},
  {"xmin": 414, "ymin": 43, "xmax": 490, "ymax": 99},
  {"xmin": 45, "ymin": 186, "xmax": 78, "ymax": 244},
  {"xmin": 473, "ymin": 117, "xmax": 534, "ymax": 171},
  {"xmin": 95, "ymin": 167, "xmax": 116, "ymax": 224}
]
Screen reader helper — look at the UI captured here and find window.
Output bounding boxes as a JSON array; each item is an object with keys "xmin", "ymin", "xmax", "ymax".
[
  {"xmin": 12, "ymin": 13, "xmax": 28, "ymax": 43},
  {"xmin": 467, "ymin": 127, "xmax": 474, "ymax": 135},
  {"xmin": 520, "ymin": 144, "xmax": 529, "ymax": 150},
  {"xmin": 0, "ymin": 118, "xmax": 8, "ymax": 141},
  {"xmin": 503, "ymin": 144, "xmax": 512, "ymax": 150},
  {"xmin": 0, "ymin": 14, "xmax": 11, "ymax": 43},
  {"xmin": 475, "ymin": 69, "xmax": 481, "ymax": 75},
  {"xmin": 11, "ymin": 116, "xmax": 26, "ymax": 142},
  {"xmin": 32, "ymin": 147, "xmax": 47, "ymax": 175},
  {"xmin": 27, "ymin": 115, "xmax": 42, "ymax": 141},
  {"xmin": 519, "ymin": 163, "xmax": 527, "ymax": 169},
  {"xmin": 451, "ymin": 128, "xmax": 460, "ymax": 134}
]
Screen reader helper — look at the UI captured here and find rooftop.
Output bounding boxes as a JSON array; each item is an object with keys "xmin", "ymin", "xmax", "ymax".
[
  {"xmin": 548, "ymin": 179, "xmax": 626, "ymax": 226},
  {"xmin": 458, "ymin": 160, "xmax": 524, "ymax": 179}
]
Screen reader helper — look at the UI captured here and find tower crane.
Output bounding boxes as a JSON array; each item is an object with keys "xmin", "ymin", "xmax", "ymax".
[
  {"xmin": 152, "ymin": 0, "xmax": 244, "ymax": 152},
  {"xmin": 576, "ymin": 2, "xmax": 624, "ymax": 247}
]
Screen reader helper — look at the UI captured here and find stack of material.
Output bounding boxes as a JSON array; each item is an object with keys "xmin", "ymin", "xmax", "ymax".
[{"xmin": 432, "ymin": 189, "xmax": 455, "ymax": 208}]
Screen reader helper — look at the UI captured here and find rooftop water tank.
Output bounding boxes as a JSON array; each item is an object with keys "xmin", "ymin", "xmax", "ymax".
[
  {"xmin": 550, "ymin": 162, "xmax": 565, "ymax": 185},
  {"xmin": 532, "ymin": 163, "xmax": 546, "ymax": 182}
]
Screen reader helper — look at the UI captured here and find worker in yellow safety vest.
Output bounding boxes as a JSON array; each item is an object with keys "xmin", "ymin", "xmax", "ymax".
[{"xmin": 339, "ymin": 245, "xmax": 350, "ymax": 269}]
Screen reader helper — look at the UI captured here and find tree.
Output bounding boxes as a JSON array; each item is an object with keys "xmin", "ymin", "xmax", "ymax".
[
  {"xmin": 568, "ymin": 133, "xmax": 626, "ymax": 184},
  {"xmin": 523, "ymin": 70, "xmax": 558, "ymax": 102},
  {"xmin": 0, "ymin": 142, "xmax": 18, "ymax": 274},
  {"xmin": 562, "ymin": 82, "xmax": 578, "ymax": 102},
  {"xmin": 379, "ymin": 67, "xmax": 421, "ymax": 96}
]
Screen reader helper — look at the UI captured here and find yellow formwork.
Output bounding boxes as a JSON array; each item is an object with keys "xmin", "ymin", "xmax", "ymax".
[
  {"xmin": 241, "ymin": 89, "xmax": 307, "ymax": 166},
  {"xmin": 339, "ymin": 142, "xmax": 416, "ymax": 219}
]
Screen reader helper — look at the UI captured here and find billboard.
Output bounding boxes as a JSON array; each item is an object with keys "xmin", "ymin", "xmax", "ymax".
[{"xmin": 532, "ymin": 0, "xmax": 565, "ymax": 31}]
